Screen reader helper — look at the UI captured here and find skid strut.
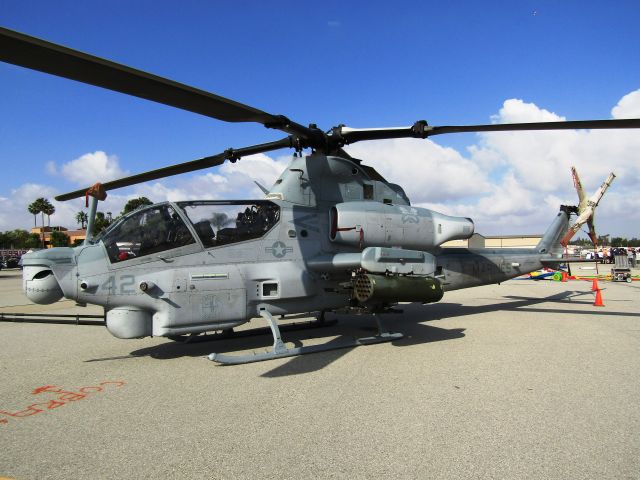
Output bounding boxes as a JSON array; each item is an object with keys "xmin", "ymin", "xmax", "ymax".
[
  {"xmin": 168, "ymin": 314, "xmax": 336, "ymax": 344},
  {"xmin": 208, "ymin": 310, "xmax": 403, "ymax": 365}
]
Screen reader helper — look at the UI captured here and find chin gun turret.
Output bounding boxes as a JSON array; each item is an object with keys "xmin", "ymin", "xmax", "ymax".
[
  {"xmin": 23, "ymin": 266, "xmax": 64, "ymax": 304},
  {"xmin": 21, "ymin": 247, "xmax": 76, "ymax": 305}
]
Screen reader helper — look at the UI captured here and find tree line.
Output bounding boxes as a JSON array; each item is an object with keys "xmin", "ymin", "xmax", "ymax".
[
  {"xmin": 567, "ymin": 237, "xmax": 640, "ymax": 248},
  {"xmin": 1, "ymin": 197, "xmax": 154, "ymax": 249}
]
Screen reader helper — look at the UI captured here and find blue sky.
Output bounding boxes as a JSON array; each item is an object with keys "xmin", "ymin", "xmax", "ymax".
[{"xmin": 1, "ymin": 1, "xmax": 639, "ymax": 238}]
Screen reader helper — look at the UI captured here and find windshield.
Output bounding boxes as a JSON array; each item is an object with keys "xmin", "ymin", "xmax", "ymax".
[
  {"xmin": 100, "ymin": 204, "xmax": 195, "ymax": 262},
  {"xmin": 92, "ymin": 215, "xmax": 125, "ymax": 244}
]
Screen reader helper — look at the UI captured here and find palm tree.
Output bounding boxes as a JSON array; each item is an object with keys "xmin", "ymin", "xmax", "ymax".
[
  {"xmin": 27, "ymin": 201, "xmax": 40, "ymax": 227},
  {"xmin": 31, "ymin": 197, "xmax": 48, "ymax": 248},
  {"xmin": 75, "ymin": 211, "xmax": 88, "ymax": 229},
  {"xmin": 42, "ymin": 199, "xmax": 55, "ymax": 227}
]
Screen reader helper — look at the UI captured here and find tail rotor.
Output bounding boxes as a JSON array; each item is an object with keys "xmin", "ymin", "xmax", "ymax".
[{"xmin": 560, "ymin": 167, "xmax": 615, "ymax": 247}]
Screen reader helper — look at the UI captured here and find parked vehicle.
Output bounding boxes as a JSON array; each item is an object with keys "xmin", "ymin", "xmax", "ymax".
[{"xmin": 612, "ymin": 254, "xmax": 632, "ymax": 282}]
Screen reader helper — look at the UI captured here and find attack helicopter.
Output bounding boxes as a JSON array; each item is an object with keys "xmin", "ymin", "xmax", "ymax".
[{"xmin": 2, "ymin": 27, "xmax": 639, "ymax": 364}]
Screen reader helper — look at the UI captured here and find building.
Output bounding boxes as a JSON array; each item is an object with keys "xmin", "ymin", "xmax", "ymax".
[{"xmin": 31, "ymin": 226, "xmax": 87, "ymax": 248}]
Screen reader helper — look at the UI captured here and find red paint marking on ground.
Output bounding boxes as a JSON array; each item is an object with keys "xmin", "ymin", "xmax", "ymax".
[{"xmin": 0, "ymin": 381, "xmax": 125, "ymax": 426}]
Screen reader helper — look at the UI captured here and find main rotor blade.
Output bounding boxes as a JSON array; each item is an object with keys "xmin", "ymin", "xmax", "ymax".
[
  {"xmin": 337, "ymin": 118, "xmax": 640, "ymax": 144},
  {"xmin": 428, "ymin": 119, "xmax": 640, "ymax": 136},
  {"xmin": 55, "ymin": 137, "xmax": 293, "ymax": 201},
  {"xmin": 0, "ymin": 27, "xmax": 311, "ymax": 138}
]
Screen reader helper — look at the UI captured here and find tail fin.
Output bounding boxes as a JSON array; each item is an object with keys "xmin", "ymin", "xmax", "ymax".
[{"xmin": 537, "ymin": 207, "xmax": 571, "ymax": 255}]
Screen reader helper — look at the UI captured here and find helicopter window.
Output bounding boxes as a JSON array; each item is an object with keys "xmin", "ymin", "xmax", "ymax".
[
  {"xmin": 363, "ymin": 184, "xmax": 374, "ymax": 200},
  {"xmin": 178, "ymin": 201, "xmax": 280, "ymax": 248},
  {"xmin": 101, "ymin": 205, "xmax": 195, "ymax": 263}
]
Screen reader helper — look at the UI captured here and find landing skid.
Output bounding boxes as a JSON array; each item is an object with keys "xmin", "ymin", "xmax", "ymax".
[
  {"xmin": 208, "ymin": 310, "xmax": 403, "ymax": 365},
  {"xmin": 168, "ymin": 315, "xmax": 336, "ymax": 344}
]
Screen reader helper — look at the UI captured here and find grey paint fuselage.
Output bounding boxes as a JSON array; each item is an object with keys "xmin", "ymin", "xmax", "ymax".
[{"xmin": 21, "ymin": 154, "xmax": 568, "ymax": 339}]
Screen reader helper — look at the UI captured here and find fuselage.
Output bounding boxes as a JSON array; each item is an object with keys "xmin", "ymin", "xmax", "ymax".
[{"xmin": 21, "ymin": 154, "xmax": 567, "ymax": 339}]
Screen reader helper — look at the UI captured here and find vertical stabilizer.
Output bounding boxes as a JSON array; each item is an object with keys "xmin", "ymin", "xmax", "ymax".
[{"xmin": 537, "ymin": 208, "xmax": 571, "ymax": 256}]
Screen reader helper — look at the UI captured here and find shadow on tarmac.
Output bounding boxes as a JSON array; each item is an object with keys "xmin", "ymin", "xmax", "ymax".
[
  {"xmin": 114, "ymin": 306, "xmax": 467, "ymax": 375},
  {"xmin": 426, "ymin": 290, "xmax": 640, "ymax": 320},
  {"xmin": 96, "ymin": 288, "xmax": 635, "ymax": 375},
  {"xmin": 0, "ymin": 272, "xmax": 23, "ymax": 280}
]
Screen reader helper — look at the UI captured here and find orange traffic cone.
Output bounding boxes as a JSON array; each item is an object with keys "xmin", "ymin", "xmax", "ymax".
[
  {"xmin": 591, "ymin": 278, "xmax": 599, "ymax": 291},
  {"xmin": 593, "ymin": 288, "xmax": 605, "ymax": 307},
  {"xmin": 561, "ymin": 271, "xmax": 568, "ymax": 282}
]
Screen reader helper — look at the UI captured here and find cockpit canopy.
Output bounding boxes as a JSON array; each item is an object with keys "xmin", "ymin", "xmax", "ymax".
[
  {"xmin": 178, "ymin": 200, "xmax": 280, "ymax": 248},
  {"xmin": 100, "ymin": 201, "xmax": 280, "ymax": 263}
]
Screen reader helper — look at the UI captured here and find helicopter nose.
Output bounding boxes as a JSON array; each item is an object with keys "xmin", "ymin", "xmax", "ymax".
[
  {"xmin": 23, "ymin": 266, "xmax": 64, "ymax": 304},
  {"xmin": 21, "ymin": 247, "xmax": 75, "ymax": 305}
]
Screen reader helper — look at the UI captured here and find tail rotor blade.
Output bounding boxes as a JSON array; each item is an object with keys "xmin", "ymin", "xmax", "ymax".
[
  {"xmin": 571, "ymin": 166, "xmax": 587, "ymax": 206},
  {"xmin": 589, "ymin": 172, "xmax": 616, "ymax": 208},
  {"xmin": 560, "ymin": 168, "xmax": 615, "ymax": 247},
  {"xmin": 587, "ymin": 216, "xmax": 598, "ymax": 246}
]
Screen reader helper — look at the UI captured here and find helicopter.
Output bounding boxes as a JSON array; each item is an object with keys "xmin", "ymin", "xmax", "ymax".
[{"xmin": 2, "ymin": 26, "xmax": 639, "ymax": 364}]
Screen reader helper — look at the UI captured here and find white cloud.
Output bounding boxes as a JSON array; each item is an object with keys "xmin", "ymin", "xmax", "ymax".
[
  {"xmin": 416, "ymin": 173, "xmax": 560, "ymax": 234},
  {"xmin": 492, "ymin": 98, "xmax": 566, "ymax": 123},
  {"xmin": 127, "ymin": 152, "xmax": 293, "ymax": 203},
  {"xmin": 471, "ymin": 98, "xmax": 640, "ymax": 235},
  {"xmin": 219, "ymin": 152, "xmax": 292, "ymax": 193},
  {"xmin": 0, "ymin": 183, "xmax": 84, "ymax": 234},
  {"xmin": 612, "ymin": 89, "xmax": 640, "ymax": 118},
  {"xmin": 346, "ymin": 138, "xmax": 491, "ymax": 203},
  {"xmin": 56, "ymin": 151, "xmax": 129, "ymax": 185}
]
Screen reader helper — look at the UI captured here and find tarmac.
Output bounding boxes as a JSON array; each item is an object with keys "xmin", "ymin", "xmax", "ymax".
[{"xmin": 1, "ymin": 266, "xmax": 639, "ymax": 479}]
